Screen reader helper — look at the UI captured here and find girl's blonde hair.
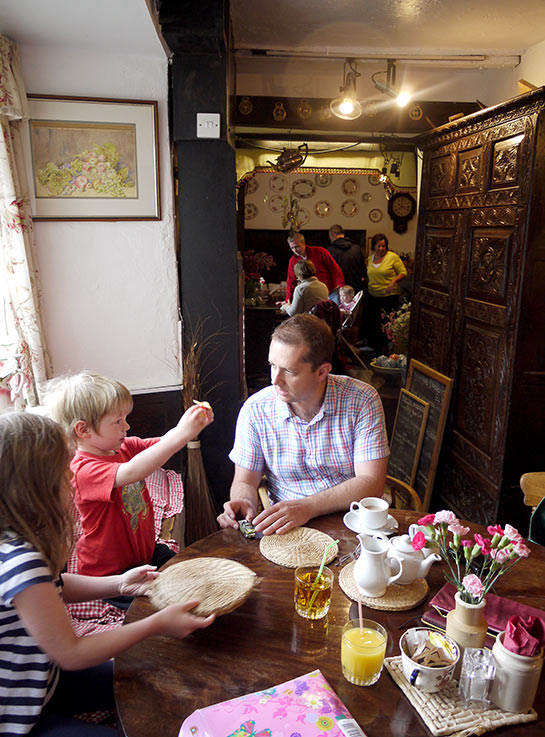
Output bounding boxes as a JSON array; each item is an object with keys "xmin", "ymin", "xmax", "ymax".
[
  {"xmin": 46, "ymin": 371, "xmax": 133, "ymax": 442},
  {"xmin": 0, "ymin": 412, "xmax": 74, "ymax": 576}
]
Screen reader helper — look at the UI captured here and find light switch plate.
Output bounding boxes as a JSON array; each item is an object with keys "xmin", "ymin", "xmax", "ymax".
[{"xmin": 197, "ymin": 113, "xmax": 220, "ymax": 138}]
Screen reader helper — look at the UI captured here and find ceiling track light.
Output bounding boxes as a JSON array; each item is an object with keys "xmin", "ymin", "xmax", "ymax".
[
  {"xmin": 372, "ymin": 59, "xmax": 411, "ymax": 107},
  {"xmin": 330, "ymin": 59, "xmax": 363, "ymax": 120}
]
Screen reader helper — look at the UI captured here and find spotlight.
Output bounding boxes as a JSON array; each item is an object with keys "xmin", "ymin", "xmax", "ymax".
[
  {"xmin": 330, "ymin": 59, "xmax": 363, "ymax": 120},
  {"xmin": 372, "ymin": 60, "xmax": 411, "ymax": 107}
]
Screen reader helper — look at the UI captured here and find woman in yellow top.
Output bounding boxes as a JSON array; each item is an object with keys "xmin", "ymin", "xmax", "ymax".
[{"xmin": 366, "ymin": 233, "xmax": 407, "ymax": 354}]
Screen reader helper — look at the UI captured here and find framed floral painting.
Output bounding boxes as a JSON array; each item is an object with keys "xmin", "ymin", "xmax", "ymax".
[{"xmin": 23, "ymin": 95, "xmax": 160, "ymax": 220}]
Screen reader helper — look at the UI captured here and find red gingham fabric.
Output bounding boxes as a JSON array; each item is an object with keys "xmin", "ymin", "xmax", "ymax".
[{"xmin": 66, "ymin": 468, "xmax": 184, "ymax": 636}]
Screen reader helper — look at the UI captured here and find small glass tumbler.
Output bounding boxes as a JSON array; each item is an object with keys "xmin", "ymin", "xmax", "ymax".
[
  {"xmin": 341, "ymin": 619, "xmax": 388, "ymax": 686},
  {"xmin": 294, "ymin": 566, "xmax": 333, "ymax": 620},
  {"xmin": 458, "ymin": 647, "xmax": 496, "ymax": 709}
]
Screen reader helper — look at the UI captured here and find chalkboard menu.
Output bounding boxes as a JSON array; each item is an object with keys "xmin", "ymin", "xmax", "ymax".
[
  {"xmin": 406, "ymin": 360, "xmax": 454, "ymax": 510},
  {"xmin": 388, "ymin": 389, "xmax": 430, "ymax": 487}
]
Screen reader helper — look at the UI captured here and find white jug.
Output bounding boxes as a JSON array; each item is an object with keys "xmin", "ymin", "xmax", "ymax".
[{"xmin": 353, "ymin": 533, "xmax": 404, "ymax": 598}]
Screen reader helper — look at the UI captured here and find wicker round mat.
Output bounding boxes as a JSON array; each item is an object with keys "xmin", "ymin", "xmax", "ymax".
[
  {"xmin": 339, "ymin": 561, "xmax": 429, "ymax": 611},
  {"xmin": 259, "ymin": 527, "xmax": 338, "ymax": 568},
  {"xmin": 149, "ymin": 557, "xmax": 259, "ymax": 617}
]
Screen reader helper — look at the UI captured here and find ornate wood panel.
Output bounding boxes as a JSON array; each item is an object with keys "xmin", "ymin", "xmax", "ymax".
[{"xmin": 412, "ymin": 88, "xmax": 545, "ymax": 526}]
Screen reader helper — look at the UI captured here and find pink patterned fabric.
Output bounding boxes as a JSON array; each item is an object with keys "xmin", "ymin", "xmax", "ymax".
[
  {"xmin": 179, "ymin": 670, "xmax": 363, "ymax": 737},
  {"xmin": 66, "ymin": 468, "xmax": 184, "ymax": 636}
]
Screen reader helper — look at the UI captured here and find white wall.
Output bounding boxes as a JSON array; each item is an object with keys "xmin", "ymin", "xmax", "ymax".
[
  {"xmin": 19, "ymin": 44, "xmax": 181, "ymax": 392},
  {"xmin": 517, "ymin": 38, "xmax": 545, "ymax": 87}
]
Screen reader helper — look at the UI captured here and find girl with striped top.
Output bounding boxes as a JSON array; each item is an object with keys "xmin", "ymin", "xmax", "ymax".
[{"xmin": 0, "ymin": 413, "xmax": 214, "ymax": 736}]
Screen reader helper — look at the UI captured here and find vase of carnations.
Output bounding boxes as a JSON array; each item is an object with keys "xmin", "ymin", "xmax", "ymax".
[
  {"xmin": 242, "ymin": 250, "xmax": 275, "ymax": 305},
  {"xmin": 445, "ymin": 592, "xmax": 488, "ymax": 677},
  {"xmin": 413, "ymin": 511, "xmax": 531, "ymax": 677}
]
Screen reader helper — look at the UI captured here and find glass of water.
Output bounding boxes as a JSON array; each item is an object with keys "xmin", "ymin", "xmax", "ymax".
[{"xmin": 458, "ymin": 648, "xmax": 496, "ymax": 710}]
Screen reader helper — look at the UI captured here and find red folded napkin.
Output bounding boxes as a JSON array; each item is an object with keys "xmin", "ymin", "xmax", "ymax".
[
  {"xmin": 421, "ymin": 583, "xmax": 545, "ymax": 650},
  {"xmin": 504, "ymin": 615, "xmax": 545, "ymax": 656}
]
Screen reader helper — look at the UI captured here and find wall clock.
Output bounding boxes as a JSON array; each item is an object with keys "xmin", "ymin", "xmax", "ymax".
[{"xmin": 387, "ymin": 192, "xmax": 417, "ymax": 233}]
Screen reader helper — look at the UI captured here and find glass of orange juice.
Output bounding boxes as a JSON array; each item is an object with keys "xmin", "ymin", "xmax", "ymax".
[{"xmin": 341, "ymin": 619, "xmax": 388, "ymax": 686}]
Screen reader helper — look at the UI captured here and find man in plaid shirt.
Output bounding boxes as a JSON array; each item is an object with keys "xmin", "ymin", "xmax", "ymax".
[{"xmin": 218, "ymin": 314, "xmax": 389, "ymax": 536}]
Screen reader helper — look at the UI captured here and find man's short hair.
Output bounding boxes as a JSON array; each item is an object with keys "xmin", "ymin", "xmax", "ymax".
[
  {"xmin": 287, "ymin": 230, "xmax": 305, "ymax": 245},
  {"xmin": 46, "ymin": 371, "xmax": 132, "ymax": 441},
  {"xmin": 294, "ymin": 259, "xmax": 316, "ymax": 281},
  {"xmin": 271, "ymin": 314, "xmax": 334, "ymax": 370},
  {"xmin": 329, "ymin": 224, "xmax": 344, "ymax": 238}
]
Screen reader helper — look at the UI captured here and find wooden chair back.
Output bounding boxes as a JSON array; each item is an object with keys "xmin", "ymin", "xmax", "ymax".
[
  {"xmin": 384, "ymin": 474, "xmax": 423, "ymax": 513},
  {"xmin": 520, "ymin": 472, "xmax": 545, "ymax": 511}
]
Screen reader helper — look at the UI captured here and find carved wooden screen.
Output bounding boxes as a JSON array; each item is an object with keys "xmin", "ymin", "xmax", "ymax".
[{"xmin": 411, "ymin": 90, "xmax": 545, "ymax": 525}]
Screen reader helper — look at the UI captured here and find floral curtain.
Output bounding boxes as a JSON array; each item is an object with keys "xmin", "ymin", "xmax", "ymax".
[{"xmin": 0, "ymin": 35, "xmax": 51, "ymax": 408}]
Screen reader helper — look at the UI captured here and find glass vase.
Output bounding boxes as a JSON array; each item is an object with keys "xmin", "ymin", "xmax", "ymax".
[{"xmin": 445, "ymin": 591, "xmax": 487, "ymax": 679}]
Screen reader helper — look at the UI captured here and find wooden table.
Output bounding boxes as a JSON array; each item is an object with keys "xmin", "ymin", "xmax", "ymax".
[{"xmin": 114, "ymin": 511, "xmax": 545, "ymax": 737}]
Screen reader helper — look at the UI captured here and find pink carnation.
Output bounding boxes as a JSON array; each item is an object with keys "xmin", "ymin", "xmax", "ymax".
[
  {"xmin": 491, "ymin": 548, "xmax": 511, "ymax": 564},
  {"xmin": 487, "ymin": 524, "xmax": 503, "ymax": 536},
  {"xmin": 462, "ymin": 574, "xmax": 484, "ymax": 597},
  {"xmin": 474, "ymin": 534, "xmax": 492, "ymax": 555},
  {"xmin": 434, "ymin": 510, "xmax": 459, "ymax": 525},
  {"xmin": 503, "ymin": 524, "xmax": 523, "ymax": 543},
  {"xmin": 513, "ymin": 541, "xmax": 531, "ymax": 558},
  {"xmin": 418, "ymin": 514, "xmax": 435, "ymax": 526},
  {"xmin": 448, "ymin": 523, "xmax": 470, "ymax": 537},
  {"xmin": 411, "ymin": 531, "xmax": 426, "ymax": 551},
  {"xmin": 461, "ymin": 539, "xmax": 474, "ymax": 547}
]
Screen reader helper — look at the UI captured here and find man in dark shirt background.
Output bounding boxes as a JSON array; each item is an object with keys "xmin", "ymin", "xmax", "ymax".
[{"xmin": 327, "ymin": 224, "xmax": 366, "ymax": 294}]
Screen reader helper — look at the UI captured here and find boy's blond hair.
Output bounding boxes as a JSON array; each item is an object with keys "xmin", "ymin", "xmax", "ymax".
[
  {"xmin": 46, "ymin": 371, "xmax": 133, "ymax": 441},
  {"xmin": 340, "ymin": 285, "xmax": 355, "ymax": 300}
]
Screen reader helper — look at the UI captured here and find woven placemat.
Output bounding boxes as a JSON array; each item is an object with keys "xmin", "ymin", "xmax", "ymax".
[
  {"xmin": 338, "ymin": 561, "xmax": 429, "ymax": 610},
  {"xmin": 149, "ymin": 557, "xmax": 259, "ymax": 617},
  {"xmin": 385, "ymin": 655, "xmax": 537, "ymax": 737},
  {"xmin": 259, "ymin": 527, "xmax": 338, "ymax": 568}
]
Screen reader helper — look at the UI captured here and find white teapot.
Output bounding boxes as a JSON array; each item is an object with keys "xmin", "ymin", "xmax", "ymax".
[
  {"xmin": 353, "ymin": 533, "xmax": 404, "ymax": 598},
  {"xmin": 386, "ymin": 534, "xmax": 441, "ymax": 585}
]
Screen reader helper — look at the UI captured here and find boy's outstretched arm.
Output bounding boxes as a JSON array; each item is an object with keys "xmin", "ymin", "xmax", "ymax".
[{"xmin": 115, "ymin": 404, "xmax": 213, "ymax": 487}]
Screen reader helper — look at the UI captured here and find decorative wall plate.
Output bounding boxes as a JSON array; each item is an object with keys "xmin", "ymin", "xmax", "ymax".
[
  {"xmin": 315, "ymin": 172, "xmax": 332, "ymax": 187},
  {"xmin": 297, "ymin": 207, "xmax": 310, "ymax": 226},
  {"xmin": 268, "ymin": 194, "xmax": 284, "ymax": 213},
  {"xmin": 314, "ymin": 200, "xmax": 331, "ymax": 218},
  {"xmin": 362, "ymin": 192, "xmax": 372, "ymax": 202},
  {"xmin": 269, "ymin": 174, "xmax": 286, "ymax": 192},
  {"xmin": 369, "ymin": 208, "xmax": 383, "ymax": 223},
  {"xmin": 341, "ymin": 199, "xmax": 359, "ymax": 217},
  {"xmin": 246, "ymin": 177, "xmax": 259, "ymax": 195},
  {"xmin": 342, "ymin": 177, "xmax": 359, "ymax": 194},
  {"xmin": 244, "ymin": 203, "xmax": 258, "ymax": 220},
  {"xmin": 297, "ymin": 100, "xmax": 312, "ymax": 119},
  {"xmin": 292, "ymin": 178, "xmax": 316, "ymax": 198},
  {"xmin": 368, "ymin": 173, "xmax": 381, "ymax": 186}
]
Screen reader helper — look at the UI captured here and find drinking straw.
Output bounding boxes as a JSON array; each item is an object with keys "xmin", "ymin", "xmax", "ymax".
[
  {"xmin": 358, "ymin": 593, "xmax": 364, "ymax": 634},
  {"xmin": 307, "ymin": 539, "xmax": 339, "ymax": 612}
]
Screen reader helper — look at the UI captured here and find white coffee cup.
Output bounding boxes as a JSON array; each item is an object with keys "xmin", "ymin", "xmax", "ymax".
[{"xmin": 349, "ymin": 496, "xmax": 389, "ymax": 530}]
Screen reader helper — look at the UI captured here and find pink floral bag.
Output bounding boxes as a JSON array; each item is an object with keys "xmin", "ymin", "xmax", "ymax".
[{"xmin": 179, "ymin": 670, "xmax": 366, "ymax": 737}]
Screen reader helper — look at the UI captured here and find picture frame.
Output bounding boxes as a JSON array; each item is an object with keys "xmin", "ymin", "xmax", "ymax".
[
  {"xmin": 23, "ymin": 95, "xmax": 160, "ymax": 221},
  {"xmin": 405, "ymin": 360, "xmax": 454, "ymax": 511}
]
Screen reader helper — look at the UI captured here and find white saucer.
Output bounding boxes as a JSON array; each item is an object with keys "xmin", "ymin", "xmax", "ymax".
[{"xmin": 343, "ymin": 510, "xmax": 399, "ymax": 536}]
